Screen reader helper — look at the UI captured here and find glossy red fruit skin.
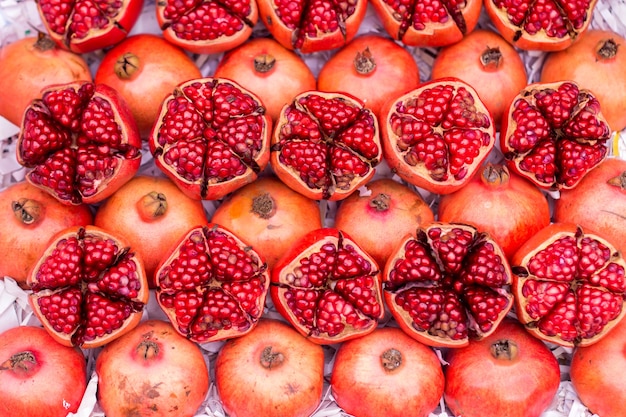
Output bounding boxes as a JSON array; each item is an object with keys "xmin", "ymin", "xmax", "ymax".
[
  {"xmin": 331, "ymin": 326, "xmax": 444, "ymax": 417},
  {"xmin": 36, "ymin": 0, "xmax": 144, "ymax": 53},
  {"xmin": 0, "ymin": 325, "xmax": 88, "ymax": 417},
  {"xmin": 444, "ymin": 318, "xmax": 561, "ymax": 417},
  {"xmin": 570, "ymin": 315, "xmax": 626, "ymax": 417}
]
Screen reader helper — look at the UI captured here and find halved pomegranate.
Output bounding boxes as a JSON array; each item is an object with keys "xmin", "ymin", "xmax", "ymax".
[
  {"xmin": 383, "ymin": 222, "xmax": 513, "ymax": 348},
  {"xmin": 155, "ymin": 223, "xmax": 270, "ymax": 343},
  {"xmin": 149, "ymin": 77, "xmax": 272, "ymax": 201},
  {"xmin": 501, "ymin": 81, "xmax": 610, "ymax": 191}
]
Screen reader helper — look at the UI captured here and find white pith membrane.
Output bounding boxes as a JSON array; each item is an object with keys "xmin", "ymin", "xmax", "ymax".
[{"xmin": 1, "ymin": 0, "xmax": 626, "ymax": 416}]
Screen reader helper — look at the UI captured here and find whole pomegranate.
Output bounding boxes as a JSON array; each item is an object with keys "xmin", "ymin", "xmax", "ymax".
[
  {"xmin": 380, "ymin": 77, "xmax": 496, "ymax": 195},
  {"xmin": 0, "ymin": 325, "xmax": 87, "ymax": 417},
  {"xmin": 501, "ymin": 81, "xmax": 611, "ymax": 191},
  {"xmin": 334, "ymin": 177, "xmax": 435, "ymax": 269},
  {"xmin": 540, "ymin": 29, "xmax": 626, "ymax": 132},
  {"xmin": 317, "ymin": 34, "xmax": 421, "ymax": 119},
  {"xmin": 383, "ymin": 222, "xmax": 513, "ymax": 347},
  {"xmin": 215, "ymin": 318, "xmax": 325, "ymax": 417},
  {"xmin": 0, "ymin": 33, "xmax": 92, "ymax": 127},
  {"xmin": 512, "ymin": 223, "xmax": 626, "ymax": 347},
  {"xmin": 431, "ymin": 29, "xmax": 528, "ymax": 128},
  {"xmin": 149, "ymin": 77, "xmax": 272, "ymax": 201},
  {"xmin": 256, "ymin": 0, "xmax": 367, "ymax": 53},
  {"xmin": 16, "ymin": 81, "xmax": 142, "ymax": 205},
  {"xmin": 271, "ymin": 228, "xmax": 385, "ymax": 344},
  {"xmin": 370, "ymin": 0, "xmax": 482, "ymax": 47},
  {"xmin": 94, "ymin": 175, "xmax": 208, "ymax": 288},
  {"xmin": 270, "ymin": 91, "xmax": 382, "ymax": 201},
  {"xmin": 554, "ymin": 157, "xmax": 626, "ymax": 257},
  {"xmin": 438, "ymin": 163, "xmax": 551, "ymax": 260},
  {"xmin": 28, "ymin": 225, "xmax": 149, "ymax": 348},
  {"xmin": 331, "ymin": 326, "xmax": 444, "ymax": 417},
  {"xmin": 570, "ymin": 313, "xmax": 626, "ymax": 417},
  {"xmin": 444, "ymin": 318, "xmax": 561, "ymax": 417},
  {"xmin": 0, "ymin": 181, "xmax": 93, "ymax": 288},
  {"xmin": 210, "ymin": 175, "xmax": 322, "ymax": 270},
  {"xmin": 156, "ymin": 0, "xmax": 258, "ymax": 54},
  {"xmin": 213, "ymin": 37, "xmax": 316, "ymax": 122},
  {"xmin": 155, "ymin": 223, "xmax": 270, "ymax": 343},
  {"xmin": 96, "ymin": 319, "xmax": 210, "ymax": 417},
  {"xmin": 95, "ymin": 34, "xmax": 202, "ymax": 138},
  {"xmin": 36, "ymin": 0, "xmax": 144, "ymax": 53}
]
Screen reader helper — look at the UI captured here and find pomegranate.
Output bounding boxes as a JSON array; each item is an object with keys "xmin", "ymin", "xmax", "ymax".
[
  {"xmin": 215, "ymin": 318, "xmax": 325, "ymax": 417},
  {"xmin": 210, "ymin": 175, "xmax": 322, "ymax": 270},
  {"xmin": 270, "ymin": 91, "xmax": 382, "ymax": 201},
  {"xmin": 94, "ymin": 175, "xmax": 208, "ymax": 288},
  {"xmin": 256, "ymin": 0, "xmax": 367, "ymax": 53},
  {"xmin": 16, "ymin": 80, "xmax": 142, "ymax": 205},
  {"xmin": 334, "ymin": 177, "xmax": 435, "ymax": 269},
  {"xmin": 0, "ymin": 33, "xmax": 92, "ymax": 127},
  {"xmin": 484, "ymin": 0, "xmax": 600, "ymax": 51},
  {"xmin": 438, "ymin": 163, "xmax": 551, "ymax": 261},
  {"xmin": 271, "ymin": 228, "xmax": 385, "ymax": 344},
  {"xmin": 511, "ymin": 223, "xmax": 626, "ymax": 347},
  {"xmin": 155, "ymin": 223, "xmax": 270, "ymax": 343},
  {"xmin": 540, "ymin": 29, "xmax": 626, "ymax": 132},
  {"xmin": 95, "ymin": 319, "xmax": 210, "ymax": 417},
  {"xmin": 36, "ymin": 0, "xmax": 144, "ymax": 53},
  {"xmin": 570, "ymin": 312, "xmax": 626, "ymax": 417},
  {"xmin": 370, "ymin": 0, "xmax": 482, "ymax": 47},
  {"xmin": 431, "ymin": 28, "xmax": 528, "ymax": 128},
  {"xmin": 213, "ymin": 37, "xmax": 316, "ymax": 122},
  {"xmin": 317, "ymin": 34, "xmax": 421, "ymax": 119},
  {"xmin": 554, "ymin": 157, "xmax": 626, "ymax": 257},
  {"xmin": 156, "ymin": 0, "xmax": 258, "ymax": 54},
  {"xmin": 331, "ymin": 326, "xmax": 444, "ymax": 417},
  {"xmin": 383, "ymin": 222, "xmax": 513, "ymax": 348},
  {"xmin": 149, "ymin": 77, "xmax": 272, "ymax": 201},
  {"xmin": 0, "ymin": 325, "xmax": 87, "ymax": 417},
  {"xmin": 0, "ymin": 181, "xmax": 93, "ymax": 288},
  {"xmin": 444, "ymin": 318, "xmax": 561, "ymax": 417},
  {"xmin": 380, "ymin": 77, "xmax": 496, "ymax": 195},
  {"xmin": 501, "ymin": 81, "xmax": 611, "ymax": 191},
  {"xmin": 27, "ymin": 225, "xmax": 149, "ymax": 348},
  {"xmin": 94, "ymin": 33, "xmax": 203, "ymax": 138}
]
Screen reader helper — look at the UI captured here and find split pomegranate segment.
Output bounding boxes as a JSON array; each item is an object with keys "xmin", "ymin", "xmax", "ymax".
[
  {"xmin": 484, "ymin": 0, "xmax": 600, "ymax": 51},
  {"xmin": 512, "ymin": 223, "xmax": 626, "ymax": 347},
  {"xmin": 383, "ymin": 223, "xmax": 513, "ymax": 348},
  {"xmin": 271, "ymin": 228, "xmax": 385, "ymax": 344},
  {"xmin": 256, "ymin": 0, "xmax": 368, "ymax": 53},
  {"xmin": 17, "ymin": 81, "xmax": 142, "ymax": 206},
  {"xmin": 156, "ymin": 0, "xmax": 258, "ymax": 54},
  {"xmin": 370, "ymin": 0, "xmax": 483, "ymax": 47},
  {"xmin": 155, "ymin": 223, "xmax": 270, "ymax": 343},
  {"xmin": 380, "ymin": 77, "xmax": 496, "ymax": 195},
  {"xmin": 36, "ymin": 0, "xmax": 144, "ymax": 53},
  {"xmin": 270, "ymin": 91, "xmax": 382, "ymax": 201},
  {"xmin": 149, "ymin": 77, "xmax": 272, "ymax": 201},
  {"xmin": 501, "ymin": 81, "xmax": 610, "ymax": 191},
  {"xmin": 27, "ymin": 225, "xmax": 149, "ymax": 349}
]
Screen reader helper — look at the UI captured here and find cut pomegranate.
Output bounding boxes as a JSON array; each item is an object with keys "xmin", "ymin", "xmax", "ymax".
[
  {"xmin": 512, "ymin": 223, "xmax": 626, "ymax": 347},
  {"xmin": 27, "ymin": 225, "xmax": 149, "ymax": 349},
  {"xmin": 271, "ymin": 228, "xmax": 385, "ymax": 344},
  {"xmin": 155, "ymin": 223, "xmax": 270, "ymax": 343},
  {"xmin": 383, "ymin": 222, "xmax": 513, "ymax": 348},
  {"xmin": 380, "ymin": 77, "xmax": 496, "ymax": 195},
  {"xmin": 270, "ymin": 91, "xmax": 382, "ymax": 201},
  {"xmin": 501, "ymin": 81, "xmax": 610, "ymax": 191},
  {"xmin": 16, "ymin": 81, "xmax": 142, "ymax": 206},
  {"xmin": 149, "ymin": 77, "xmax": 272, "ymax": 201}
]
